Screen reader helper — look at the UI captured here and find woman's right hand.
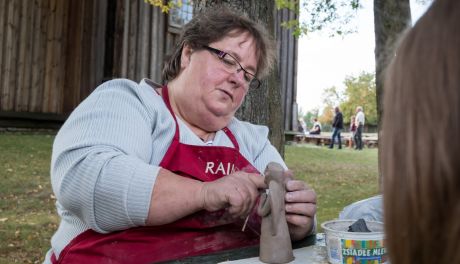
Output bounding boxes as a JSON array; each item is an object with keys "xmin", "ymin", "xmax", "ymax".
[{"xmin": 200, "ymin": 171, "xmax": 266, "ymax": 218}]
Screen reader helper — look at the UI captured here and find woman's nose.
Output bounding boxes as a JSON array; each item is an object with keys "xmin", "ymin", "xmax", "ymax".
[{"xmin": 228, "ymin": 70, "xmax": 248, "ymax": 89}]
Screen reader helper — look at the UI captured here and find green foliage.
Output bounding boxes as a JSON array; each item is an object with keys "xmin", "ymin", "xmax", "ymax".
[
  {"xmin": 322, "ymin": 85, "xmax": 343, "ymax": 108},
  {"xmin": 280, "ymin": 19, "xmax": 309, "ymax": 38},
  {"xmin": 318, "ymin": 105, "xmax": 334, "ymax": 131},
  {"xmin": 144, "ymin": 0, "xmax": 183, "ymax": 13},
  {"xmin": 276, "ymin": 0, "xmax": 362, "ymax": 37},
  {"xmin": 340, "ymin": 72, "xmax": 377, "ymax": 125},
  {"xmin": 317, "ymin": 86, "xmax": 343, "ymax": 131},
  {"xmin": 275, "ymin": 0, "xmax": 299, "ymax": 10},
  {"xmin": 318, "ymin": 72, "xmax": 377, "ymax": 127}
]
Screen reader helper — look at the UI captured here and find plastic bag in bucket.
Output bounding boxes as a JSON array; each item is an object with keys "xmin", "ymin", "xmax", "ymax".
[{"xmin": 321, "ymin": 220, "xmax": 387, "ymax": 264}]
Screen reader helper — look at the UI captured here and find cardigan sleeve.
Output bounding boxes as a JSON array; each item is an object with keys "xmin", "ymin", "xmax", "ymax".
[{"xmin": 51, "ymin": 79, "xmax": 161, "ymax": 233}]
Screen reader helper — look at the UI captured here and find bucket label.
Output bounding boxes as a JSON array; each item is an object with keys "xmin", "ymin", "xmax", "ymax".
[{"xmin": 341, "ymin": 239, "xmax": 387, "ymax": 264}]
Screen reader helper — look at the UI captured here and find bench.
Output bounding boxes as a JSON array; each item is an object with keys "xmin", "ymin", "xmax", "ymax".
[
  {"xmin": 285, "ymin": 131, "xmax": 306, "ymax": 143},
  {"xmin": 285, "ymin": 131, "xmax": 378, "ymax": 148}
]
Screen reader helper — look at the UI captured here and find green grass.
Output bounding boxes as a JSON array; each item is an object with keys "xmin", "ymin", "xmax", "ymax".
[
  {"xmin": 0, "ymin": 133, "xmax": 58, "ymax": 264},
  {"xmin": 0, "ymin": 134, "xmax": 379, "ymax": 263},
  {"xmin": 285, "ymin": 144, "xmax": 380, "ymax": 229}
]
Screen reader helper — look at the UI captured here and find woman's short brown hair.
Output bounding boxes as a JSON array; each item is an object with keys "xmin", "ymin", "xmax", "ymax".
[
  {"xmin": 162, "ymin": 7, "xmax": 275, "ymax": 82},
  {"xmin": 382, "ymin": 0, "xmax": 460, "ymax": 263}
]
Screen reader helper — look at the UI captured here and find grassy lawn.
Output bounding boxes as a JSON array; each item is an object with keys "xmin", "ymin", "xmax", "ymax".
[
  {"xmin": 284, "ymin": 144, "xmax": 380, "ymax": 228},
  {"xmin": 0, "ymin": 133, "xmax": 58, "ymax": 264},
  {"xmin": 0, "ymin": 133, "xmax": 379, "ymax": 263}
]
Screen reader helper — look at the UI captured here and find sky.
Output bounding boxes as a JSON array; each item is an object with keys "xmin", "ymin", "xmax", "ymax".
[{"xmin": 296, "ymin": 0, "xmax": 432, "ymax": 113}]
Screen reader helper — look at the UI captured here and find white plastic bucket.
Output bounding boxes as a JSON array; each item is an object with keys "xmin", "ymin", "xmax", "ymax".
[{"xmin": 321, "ymin": 220, "xmax": 387, "ymax": 264}]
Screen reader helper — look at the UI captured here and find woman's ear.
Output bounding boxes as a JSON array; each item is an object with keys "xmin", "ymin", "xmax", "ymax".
[{"xmin": 180, "ymin": 44, "xmax": 193, "ymax": 69}]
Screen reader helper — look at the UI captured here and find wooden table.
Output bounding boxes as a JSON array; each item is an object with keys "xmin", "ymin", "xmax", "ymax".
[{"xmin": 163, "ymin": 234, "xmax": 328, "ymax": 264}]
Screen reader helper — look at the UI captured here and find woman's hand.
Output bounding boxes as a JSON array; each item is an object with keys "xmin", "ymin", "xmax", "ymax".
[
  {"xmin": 200, "ymin": 171, "xmax": 266, "ymax": 219},
  {"xmin": 283, "ymin": 170, "xmax": 317, "ymax": 241}
]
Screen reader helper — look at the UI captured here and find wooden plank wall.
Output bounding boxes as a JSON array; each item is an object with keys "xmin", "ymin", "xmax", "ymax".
[
  {"xmin": 113, "ymin": 0, "xmax": 169, "ymax": 83},
  {"xmin": 63, "ymin": 0, "xmax": 108, "ymax": 113},
  {"xmin": 0, "ymin": 0, "xmax": 70, "ymax": 114},
  {"xmin": 0, "ymin": 0, "xmax": 294, "ymax": 128},
  {"xmin": 276, "ymin": 7, "xmax": 298, "ymax": 131},
  {"xmin": 0, "ymin": 0, "xmax": 175, "ymax": 117},
  {"xmin": 0, "ymin": 0, "xmax": 107, "ymax": 115}
]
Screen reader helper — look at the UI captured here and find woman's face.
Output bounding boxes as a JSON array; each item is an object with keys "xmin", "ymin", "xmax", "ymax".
[{"xmin": 174, "ymin": 31, "xmax": 258, "ymax": 131}]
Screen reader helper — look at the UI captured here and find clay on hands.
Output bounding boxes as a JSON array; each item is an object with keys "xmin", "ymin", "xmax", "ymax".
[{"xmin": 258, "ymin": 162, "xmax": 294, "ymax": 263}]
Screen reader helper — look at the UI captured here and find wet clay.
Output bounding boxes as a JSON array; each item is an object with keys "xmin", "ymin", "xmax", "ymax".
[{"xmin": 258, "ymin": 162, "xmax": 294, "ymax": 263}]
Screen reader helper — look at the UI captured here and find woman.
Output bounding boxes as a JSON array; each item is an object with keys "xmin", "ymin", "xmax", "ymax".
[
  {"xmin": 45, "ymin": 8, "xmax": 316, "ymax": 263},
  {"xmin": 382, "ymin": 0, "xmax": 460, "ymax": 263},
  {"xmin": 309, "ymin": 118, "xmax": 321, "ymax": 135}
]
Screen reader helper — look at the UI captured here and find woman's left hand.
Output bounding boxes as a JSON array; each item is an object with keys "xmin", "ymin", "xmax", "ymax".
[{"xmin": 284, "ymin": 171, "xmax": 317, "ymax": 241}]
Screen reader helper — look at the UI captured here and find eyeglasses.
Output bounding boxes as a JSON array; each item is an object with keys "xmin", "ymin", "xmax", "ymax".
[{"xmin": 202, "ymin": 45, "xmax": 261, "ymax": 89}]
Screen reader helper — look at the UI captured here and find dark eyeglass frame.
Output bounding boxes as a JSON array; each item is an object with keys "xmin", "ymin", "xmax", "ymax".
[{"xmin": 202, "ymin": 45, "xmax": 261, "ymax": 89}]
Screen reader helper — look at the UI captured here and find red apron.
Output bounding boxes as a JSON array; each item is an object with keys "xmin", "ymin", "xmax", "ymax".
[{"xmin": 52, "ymin": 86, "xmax": 262, "ymax": 264}]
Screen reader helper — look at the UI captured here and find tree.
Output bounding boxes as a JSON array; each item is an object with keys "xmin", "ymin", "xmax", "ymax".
[
  {"xmin": 317, "ymin": 72, "xmax": 377, "ymax": 131},
  {"xmin": 193, "ymin": 0, "xmax": 285, "ymax": 156},
  {"xmin": 317, "ymin": 86, "xmax": 342, "ymax": 131},
  {"xmin": 374, "ymin": 0, "xmax": 411, "ymax": 187},
  {"xmin": 318, "ymin": 105, "xmax": 334, "ymax": 132},
  {"xmin": 322, "ymin": 86, "xmax": 343, "ymax": 108},
  {"xmin": 276, "ymin": 0, "xmax": 361, "ymax": 37},
  {"xmin": 374, "ymin": 0, "xmax": 411, "ymax": 128},
  {"xmin": 340, "ymin": 72, "xmax": 377, "ymax": 126}
]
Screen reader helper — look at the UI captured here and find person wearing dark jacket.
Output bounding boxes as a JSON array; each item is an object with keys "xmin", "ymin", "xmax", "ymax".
[{"xmin": 329, "ymin": 106, "xmax": 344, "ymax": 149}]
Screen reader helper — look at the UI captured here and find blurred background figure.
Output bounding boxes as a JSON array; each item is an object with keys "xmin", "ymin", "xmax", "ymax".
[
  {"xmin": 309, "ymin": 118, "xmax": 322, "ymax": 135},
  {"xmin": 329, "ymin": 106, "xmax": 344, "ymax": 149},
  {"xmin": 348, "ymin": 115, "xmax": 356, "ymax": 148},
  {"xmin": 354, "ymin": 106, "xmax": 365, "ymax": 150}
]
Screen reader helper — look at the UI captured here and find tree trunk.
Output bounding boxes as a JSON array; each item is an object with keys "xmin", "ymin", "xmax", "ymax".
[
  {"xmin": 193, "ymin": 0, "xmax": 285, "ymax": 157},
  {"xmin": 374, "ymin": 0, "xmax": 411, "ymax": 188}
]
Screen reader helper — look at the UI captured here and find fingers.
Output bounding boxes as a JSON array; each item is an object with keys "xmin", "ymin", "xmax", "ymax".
[
  {"xmin": 203, "ymin": 172, "xmax": 265, "ymax": 218},
  {"xmin": 283, "ymin": 169, "xmax": 294, "ymax": 181},
  {"xmin": 227, "ymin": 182, "xmax": 255, "ymax": 217},
  {"xmin": 247, "ymin": 173, "xmax": 267, "ymax": 189},
  {"xmin": 286, "ymin": 213, "xmax": 312, "ymax": 227},
  {"xmin": 285, "ymin": 179, "xmax": 316, "ymax": 203},
  {"xmin": 287, "ymin": 215, "xmax": 315, "ymax": 241},
  {"xmin": 285, "ymin": 202, "xmax": 316, "ymax": 217},
  {"xmin": 284, "ymin": 178, "xmax": 317, "ymax": 240}
]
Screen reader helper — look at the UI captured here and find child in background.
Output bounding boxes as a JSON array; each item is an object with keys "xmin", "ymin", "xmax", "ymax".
[{"xmin": 348, "ymin": 115, "xmax": 356, "ymax": 148}]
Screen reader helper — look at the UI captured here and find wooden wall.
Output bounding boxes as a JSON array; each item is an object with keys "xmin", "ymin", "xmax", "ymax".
[
  {"xmin": 0, "ymin": 0, "xmax": 110, "ymax": 115},
  {"xmin": 0, "ymin": 0, "xmax": 297, "ymax": 131},
  {"xmin": 112, "ymin": 0, "xmax": 173, "ymax": 83},
  {"xmin": 0, "ymin": 0, "xmax": 177, "ymax": 119},
  {"xmin": 276, "ymin": 7, "xmax": 298, "ymax": 132},
  {"xmin": 0, "ymin": 0, "xmax": 70, "ymax": 114},
  {"xmin": 63, "ymin": 0, "xmax": 108, "ymax": 113}
]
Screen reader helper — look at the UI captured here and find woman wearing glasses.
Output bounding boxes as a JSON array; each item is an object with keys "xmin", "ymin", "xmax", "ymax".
[{"xmin": 45, "ymin": 8, "xmax": 316, "ymax": 264}]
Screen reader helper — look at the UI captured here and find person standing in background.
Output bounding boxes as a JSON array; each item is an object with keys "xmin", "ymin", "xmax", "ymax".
[
  {"xmin": 348, "ymin": 115, "xmax": 356, "ymax": 148},
  {"xmin": 329, "ymin": 106, "xmax": 344, "ymax": 149},
  {"xmin": 354, "ymin": 106, "xmax": 365, "ymax": 150}
]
